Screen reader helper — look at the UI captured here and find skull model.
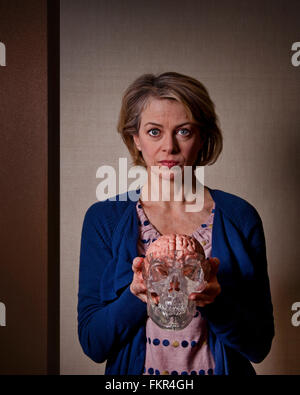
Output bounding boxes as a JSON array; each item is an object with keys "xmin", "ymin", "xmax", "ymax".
[{"xmin": 143, "ymin": 234, "xmax": 210, "ymax": 330}]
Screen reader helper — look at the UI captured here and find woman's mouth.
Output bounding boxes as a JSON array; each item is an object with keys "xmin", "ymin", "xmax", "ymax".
[{"xmin": 159, "ymin": 161, "xmax": 180, "ymax": 169}]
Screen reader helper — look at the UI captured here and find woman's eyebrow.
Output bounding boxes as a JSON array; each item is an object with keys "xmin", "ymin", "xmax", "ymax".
[{"xmin": 144, "ymin": 122, "xmax": 195, "ymax": 128}]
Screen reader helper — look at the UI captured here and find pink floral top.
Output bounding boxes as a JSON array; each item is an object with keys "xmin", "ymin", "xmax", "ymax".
[{"xmin": 136, "ymin": 200, "xmax": 216, "ymax": 376}]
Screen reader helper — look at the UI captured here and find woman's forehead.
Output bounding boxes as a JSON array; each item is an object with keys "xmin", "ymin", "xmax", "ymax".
[{"xmin": 140, "ymin": 97, "xmax": 192, "ymax": 124}]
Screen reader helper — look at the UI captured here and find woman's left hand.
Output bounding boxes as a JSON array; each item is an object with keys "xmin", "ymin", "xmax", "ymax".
[{"xmin": 188, "ymin": 257, "xmax": 221, "ymax": 307}]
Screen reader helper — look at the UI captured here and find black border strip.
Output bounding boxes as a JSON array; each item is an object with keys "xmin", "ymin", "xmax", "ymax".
[{"xmin": 47, "ymin": 0, "xmax": 60, "ymax": 375}]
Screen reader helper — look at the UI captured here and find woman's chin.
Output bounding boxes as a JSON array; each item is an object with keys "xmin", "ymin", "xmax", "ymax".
[{"xmin": 152, "ymin": 165, "xmax": 182, "ymax": 181}]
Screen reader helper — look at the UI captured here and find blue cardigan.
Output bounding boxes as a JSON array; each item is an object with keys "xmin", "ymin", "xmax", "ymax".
[{"xmin": 77, "ymin": 188, "xmax": 274, "ymax": 375}]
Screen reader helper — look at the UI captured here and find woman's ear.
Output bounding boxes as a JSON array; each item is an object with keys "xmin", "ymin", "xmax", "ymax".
[{"xmin": 133, "ymin": 134, "xmax": 141, "ymax": 151}]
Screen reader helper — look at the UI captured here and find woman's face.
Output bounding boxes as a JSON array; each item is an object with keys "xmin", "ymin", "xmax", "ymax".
[{"xmin": 133, "ymin": 97, "xmax": 202, "ymax": 177}]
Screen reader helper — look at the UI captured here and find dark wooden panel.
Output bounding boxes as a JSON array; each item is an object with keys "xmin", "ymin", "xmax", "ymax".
[{"xmin": 0, "ymin": 0, "xmax": 59, "ymax": 374}]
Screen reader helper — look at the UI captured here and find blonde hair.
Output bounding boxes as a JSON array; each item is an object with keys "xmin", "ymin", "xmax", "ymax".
[{"xmin": 117, "ymin": 72, "xmax": 222, "ymax": 167}]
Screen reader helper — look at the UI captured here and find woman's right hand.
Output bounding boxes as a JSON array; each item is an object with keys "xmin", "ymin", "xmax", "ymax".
[{"xmin": 130, "ymin": 257, "xmax": 148, "ymax": 303}]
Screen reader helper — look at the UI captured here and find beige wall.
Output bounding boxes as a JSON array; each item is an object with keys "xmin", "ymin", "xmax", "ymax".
[{"xmin": 60, "ymin": 0, "xmax": 300, "ymax": 374}]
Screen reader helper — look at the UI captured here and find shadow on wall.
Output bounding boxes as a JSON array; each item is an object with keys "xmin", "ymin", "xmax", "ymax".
[{"xmin": 255, "ymin": 113, "xmax": 300, "ymax": 374}]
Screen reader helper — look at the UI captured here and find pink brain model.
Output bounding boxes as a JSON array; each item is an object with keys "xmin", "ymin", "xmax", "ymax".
[{"xmin": 146, "ymin": 234, "xmax": 205, "ymax": 259}]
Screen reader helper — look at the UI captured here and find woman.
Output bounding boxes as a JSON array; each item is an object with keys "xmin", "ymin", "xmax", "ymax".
[{"xmin": 77, "ymin": 72, "xmax": 274, "ymax": 375}]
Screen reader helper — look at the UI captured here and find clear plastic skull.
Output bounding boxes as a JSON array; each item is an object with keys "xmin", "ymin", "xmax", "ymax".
[{"xmin": 142, "ymin": 234, "xmax": 210, "ymax": 330}]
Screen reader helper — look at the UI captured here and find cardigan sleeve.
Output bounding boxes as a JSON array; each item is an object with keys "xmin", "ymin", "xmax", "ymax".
[
  {"xmin": 199, "ymin": 214, "xmax": 275, "ymax": 364},
  {"xmin": 77, "ymin": 204, "xmax": 147, "ymax": 363}
]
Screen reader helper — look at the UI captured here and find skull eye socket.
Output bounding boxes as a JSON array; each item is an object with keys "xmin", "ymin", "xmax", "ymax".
[
  {"xmin": 183, "ymin": 263, "xmax": 201, "ymax": 281},
  {"xmin": 150, "ymin": 263, "xmax": 168, "ymax": 281}
]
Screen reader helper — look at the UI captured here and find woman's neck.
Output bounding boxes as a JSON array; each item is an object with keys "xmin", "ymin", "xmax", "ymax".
[{"xmin": 140, "ymin": 170, "xmax": 208, "ymax": 212}]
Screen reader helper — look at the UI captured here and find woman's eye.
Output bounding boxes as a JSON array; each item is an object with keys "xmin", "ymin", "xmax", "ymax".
[
  {"xmin": 148, "ymin": 128, "xmax": 160, "ymax": 137},
  {"xmin": 177, "ymin": 128, "xmax": 191, "ymax": 137}
]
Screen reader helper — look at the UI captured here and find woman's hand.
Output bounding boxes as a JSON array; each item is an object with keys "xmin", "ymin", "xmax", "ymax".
[
  {"xmin": 130, "ymin": 257, "xmax": 148, "ymax": 303},
  {"xmin": 188, "ymin": 257, "xmax": 221, "ymax": 307}
]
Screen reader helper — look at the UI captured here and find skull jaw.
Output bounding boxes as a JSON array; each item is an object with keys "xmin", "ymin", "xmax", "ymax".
[{"xmin": 147, "ymin": 292, "xmax": 196, "ymax": 330}]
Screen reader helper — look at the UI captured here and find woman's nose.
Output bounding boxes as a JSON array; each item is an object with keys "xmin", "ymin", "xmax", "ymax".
[{"xmin": 162, "ymin": 133, "xmax": 179, "ymax": 154}]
